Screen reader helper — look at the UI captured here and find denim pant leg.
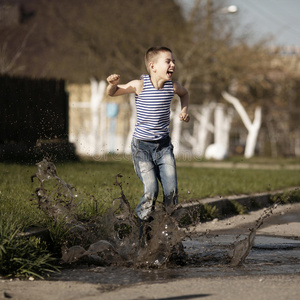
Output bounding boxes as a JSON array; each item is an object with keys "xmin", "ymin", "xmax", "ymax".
[
  {"xmin": 132, "ymin": 137, "xmax": 178, "ymax": 220},
  {"xmin": 132, "ymin": 138, "xmax": 159, "ymax": 220},
  {"xmin": 156, "ymin": 138, "xmax": 178, "ymax": 207}
]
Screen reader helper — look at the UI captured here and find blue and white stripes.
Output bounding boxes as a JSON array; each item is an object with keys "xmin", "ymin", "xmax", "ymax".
[{"xmin": 133, "ymin": 75, "xmax": 174, "ymax": 141}]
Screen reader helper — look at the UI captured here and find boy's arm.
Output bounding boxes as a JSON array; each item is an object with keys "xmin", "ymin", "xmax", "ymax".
[
  {"xmin": 173, "ymin": 81, "xmax": 190, "ymax": 122},
  {"xmin": 106, "ymin": 74, "xmax": 142, "ymax": 97}
]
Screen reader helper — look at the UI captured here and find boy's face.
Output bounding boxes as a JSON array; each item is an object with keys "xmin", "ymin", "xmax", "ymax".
[{"xmin": 150, "ymin": 51, "xmax": 175, "ymax": 80}]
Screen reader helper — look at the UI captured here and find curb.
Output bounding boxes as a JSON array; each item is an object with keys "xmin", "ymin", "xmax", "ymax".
[
  {"xmin": 180, "ymin": 187, "xmax": 299, "ymax": 220},
  {"xmin": 177, "ymin": 162, "xmax": 300, "ymax": 170},
  {"xmin": 22, "ymin": 187, "xmax": 299, "ymax": 238}
]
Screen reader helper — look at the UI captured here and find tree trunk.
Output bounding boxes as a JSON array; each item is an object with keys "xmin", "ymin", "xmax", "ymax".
[
  {"xmin": 183, "ymin": 103, "xmax": 215, "ymax": 157},
  {"xmin": 222, "ymin": 91, "xmax": 262, "ymax": 158},
  {"xmin": 171, "ymin": 100, "xmax": 183, "ymax": 156},
  {"xmin": 205, "ymin": 103, "xmax": 234, "ymax": 160},
  {"xmin": 90, "ymin": 78, "xmax": 106, "ymax": 156},
  {"xmin": 244, "ymin": 106, "xmax": 262, "ymax": 158},
  {"xmin": 195, "ymin": 103, "xmax": 215, "ymax": 156},
  {"xmin": 214, "ymin": 103, "xmax": 234, "ymax": 150},
  {"xmin": 124, "ymin": 94, "xmax": 136, "ymax": 154}
]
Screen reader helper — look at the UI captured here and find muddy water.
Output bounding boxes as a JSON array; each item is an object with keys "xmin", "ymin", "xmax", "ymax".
[
  {"xmin": 50, "ymin": 233, "xmax": 300, "ymax": 285},
  {"xmin": 31, "ymin": 159, "xmax": 300, "ymax": 285},
  {"xmin": 31, "ymin": 159, "xmax": 188, "ymax": 267}
]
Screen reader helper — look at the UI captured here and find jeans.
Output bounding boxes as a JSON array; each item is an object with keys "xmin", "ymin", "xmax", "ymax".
[{"xmin": 131, "ymin": 136, "xmax": 178, "ymax": 220}]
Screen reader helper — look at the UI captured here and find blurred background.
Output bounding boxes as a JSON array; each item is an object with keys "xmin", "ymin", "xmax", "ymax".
[{"xmin": 1, "ymin": 0, "xmax": 299, "ymax": 162}]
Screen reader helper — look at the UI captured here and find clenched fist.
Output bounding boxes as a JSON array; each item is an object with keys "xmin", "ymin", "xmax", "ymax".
[
  {"xmin": 107, "ymin": 74, "xmax": 120, "ymax": 85},
  {"xmin": 179, "ymin": 112, "xmax": 190, "ymax": 122}
]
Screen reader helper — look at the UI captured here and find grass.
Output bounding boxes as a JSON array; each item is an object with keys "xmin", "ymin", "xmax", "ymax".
[
  {"xmin": 178, "ymin": 167, "xmax": 300, "ymax": 200},
  {"xmin": 0, "ymin": 156, "xmax": 300, "ymax": 278},
  {"xmin": 1, "ymin": 157, "xmax": 300, "ymax": 227}
]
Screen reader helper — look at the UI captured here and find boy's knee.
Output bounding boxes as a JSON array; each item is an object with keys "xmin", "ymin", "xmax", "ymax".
[{"xmin": 145, "ymin": 187, "xmax": 159, "ymax": 199}]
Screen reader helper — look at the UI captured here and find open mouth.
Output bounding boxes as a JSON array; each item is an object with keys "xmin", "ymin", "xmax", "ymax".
[{"xmin": 167, "ymin": 70, "xmax": 174, "ymax": 77}]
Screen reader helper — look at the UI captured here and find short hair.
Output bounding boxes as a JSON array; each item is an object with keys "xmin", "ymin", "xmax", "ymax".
[{"xmin": 145, "ymin": 46, "xmax": 172, "ymax": 72}]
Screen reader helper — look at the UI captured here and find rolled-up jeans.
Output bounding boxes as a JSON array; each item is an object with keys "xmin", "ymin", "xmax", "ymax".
[{"xmin": 131, "ymin": 136, "xmax": 178, "ymax": 220}]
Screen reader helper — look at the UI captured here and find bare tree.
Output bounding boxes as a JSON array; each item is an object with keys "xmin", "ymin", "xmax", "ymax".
[
  {"xmin": 0, "ymin": 25, "xmax": 35, "ymax": 75},
  {"xmin": 222, "ymin": 91, "xmax": 262, "ymax": 158}
]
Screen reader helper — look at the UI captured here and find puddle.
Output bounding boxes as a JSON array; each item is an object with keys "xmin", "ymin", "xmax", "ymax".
[
  {"xmin": 30, "ymin": 159, "xmax": 300, "ymax": 284},
  {"xmin": 50, "ymin": 234, "xmax": 300, "ymax": 285}
]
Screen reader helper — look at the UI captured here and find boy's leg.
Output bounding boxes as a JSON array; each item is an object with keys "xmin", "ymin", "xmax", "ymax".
[
  {"xmin": 156, "ymin": 138, "xmax": 178, "ymax": 209},
  {"xmin": 138, "ymin": 215, "xmax": 154, "ymax": 247},
  {"xmin": 131, "ymin": 138, "xmax": 159, "ymax": 221}
]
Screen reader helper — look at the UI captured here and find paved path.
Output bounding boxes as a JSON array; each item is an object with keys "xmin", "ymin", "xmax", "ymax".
[{"xmin": 1, "ymin": 274, "xmax": 300, "ymax": 300}]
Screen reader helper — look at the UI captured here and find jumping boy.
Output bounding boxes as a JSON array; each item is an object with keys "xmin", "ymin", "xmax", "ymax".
[{"xmin": 106, "ymin": 46, "xmax": 189, "ymax": 227}]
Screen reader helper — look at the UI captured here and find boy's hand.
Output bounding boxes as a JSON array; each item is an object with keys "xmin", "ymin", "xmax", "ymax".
[
  {"xmin": 179, "ymin": 112, "xmax": 190, "ymax": 122},
  {"xmin": 107, "ymin": 74, "xmax": 120, "ymax": 85}
]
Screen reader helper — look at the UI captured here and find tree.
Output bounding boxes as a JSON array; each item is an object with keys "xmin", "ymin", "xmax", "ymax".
[
  {"xmin": 2, "ymin": 0, "xmax": 299, "ymax": 158},
  {"xmin": 169, "ymin": 0, "xmax": 290, "ymax": 158},
  {"xmin": 1, "ymin": 0, "xmax": 185, "ymax": 82},
  {"xmin": 0, "ymin": 24, "xmax": 35, "ymax": 75},
  {"xmin": 222, "ymin": 91, "xmax": 261, "ymax": 158}
]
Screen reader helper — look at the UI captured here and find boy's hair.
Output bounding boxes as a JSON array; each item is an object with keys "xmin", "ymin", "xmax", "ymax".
[{"xmin": 145, "ymin": 46, "xmax": 172, "ymax": 72}]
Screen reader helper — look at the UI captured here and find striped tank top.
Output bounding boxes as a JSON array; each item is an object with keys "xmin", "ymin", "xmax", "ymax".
[{"xmin": 133, "ymin": 74, "xmax": 174, "ymax": 141}]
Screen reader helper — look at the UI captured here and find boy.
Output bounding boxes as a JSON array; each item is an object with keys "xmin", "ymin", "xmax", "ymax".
[{"xmin": 107, "ymin": 46, "xmax": 189, "ymax": 224}]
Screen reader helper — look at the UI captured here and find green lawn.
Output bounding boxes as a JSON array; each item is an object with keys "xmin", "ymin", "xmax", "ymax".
[{"xmin": 1, "ymin": 158, "xmax": 299, "ymax": 228}]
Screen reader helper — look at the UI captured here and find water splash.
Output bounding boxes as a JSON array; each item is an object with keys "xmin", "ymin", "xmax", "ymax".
[
  {"xmin": 31, "ymin": 159, "xmax": 286, "ymax": 270},
  {"xmin": 31, "ymin": 159, "xmax": 77, "ymax": 224},
  {"xmin": 31, "ymin": 159, "xmax": 187, "ymax": 268},
  {"xmin": 229, "ymin": 201, "xmax": 280, "ymax": 266},
  {"xmin": 136, "ymin": 209, "xmax": 187, "ymax": 267}
]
